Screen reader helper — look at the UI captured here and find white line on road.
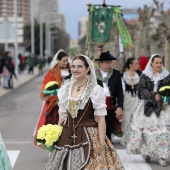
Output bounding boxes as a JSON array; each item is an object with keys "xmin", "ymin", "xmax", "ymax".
[
  {"xmin": 117, "ymin": 150, "xmax": 152, "ymax": 170},
  {"xmin": 5, "ymin": 142, "xmax": 33, "ymax": 144},
  {"xmin": 7, "ymin": 150, "xmax": 20, "ymax": 168}
]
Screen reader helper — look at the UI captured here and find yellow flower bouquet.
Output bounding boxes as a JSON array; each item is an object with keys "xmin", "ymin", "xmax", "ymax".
[
  {"xmin": 36, "ymin": 124, "xmax": 62, "ymax": 152},
  {"xmin": 159, "ymin": 86, "xmax": 170, "ymax": 110}
]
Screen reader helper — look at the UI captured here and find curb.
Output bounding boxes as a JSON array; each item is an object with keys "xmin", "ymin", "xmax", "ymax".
[{"xmin": 0, "ymin": 74, "xmax": 39, "ymax": 100}]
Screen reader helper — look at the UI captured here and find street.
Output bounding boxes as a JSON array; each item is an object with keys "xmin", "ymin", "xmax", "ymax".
[
  {"xmin": 0, "ymin": 76, "xmax": 170, "ymax": 170},
  {"xmin": 0, "ymin": 76, "xmax": 49, "ymax": 170}
]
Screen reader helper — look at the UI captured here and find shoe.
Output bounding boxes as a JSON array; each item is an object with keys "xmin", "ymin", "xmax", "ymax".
[
  {"xmin": 158, "ymin": 158, "xmax": 167, "ymax": 166},
  {"xmin": 144, "ymin": 155, "xmax": 151, "ymax": 162}
]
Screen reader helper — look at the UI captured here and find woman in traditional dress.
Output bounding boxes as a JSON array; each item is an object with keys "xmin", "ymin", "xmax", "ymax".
[
  {"xmin": 121, "ymin": 57, "xmax": 141, "ymax": 146},
  {"xmin": 45, "ymin": 55, "xmax": 124, "ymax": 170},
  {"xmin": 40, "ymin": 49, "xmax": 71, "ymax": 124},
  {"xmin": 126, "ymin": 54, "xmax": 170, "ymax": 166},
  {"xmin": 34, "ymin": 49, "xmax": 71, "ymax": 146}
]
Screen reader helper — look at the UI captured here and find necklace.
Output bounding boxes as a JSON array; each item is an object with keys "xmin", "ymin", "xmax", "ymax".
[
  {"xmin": 75, "ymin": 79, "xmax": 88, "ymax": 92},
  {"xmin": 128, "ymin": 71, "xmax": 135, "ymax": 89}
]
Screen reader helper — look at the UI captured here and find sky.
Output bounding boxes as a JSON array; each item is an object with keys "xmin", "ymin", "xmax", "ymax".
[{"xmin": 58, "ymin": 0, "xmax": 170, "ymax": 39}]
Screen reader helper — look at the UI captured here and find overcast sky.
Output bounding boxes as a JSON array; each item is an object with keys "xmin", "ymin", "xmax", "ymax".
[{"xmin": 58, "ymin": 0, "xmax": 170, "ymax": 39}]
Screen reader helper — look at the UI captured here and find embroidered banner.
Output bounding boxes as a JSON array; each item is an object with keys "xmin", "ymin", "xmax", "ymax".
[
  {"xmin": 90, "ymin": 6, "xmax": 113, "ymax": 44},
  {"xmin": 87, "ymin": 5, "xmax": 133, "ymax": 50}
]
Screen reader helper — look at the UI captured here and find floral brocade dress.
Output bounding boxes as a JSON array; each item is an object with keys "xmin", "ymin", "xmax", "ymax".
[
  {"xmin": 126, "ymin": 74, "xmax": 170, "ymax": 159},
  {"xmin": 121, "ymin": 71, "xmax": 140, "ymax": 146},
  {"xmin": 45, "ymin": 82, "xmax": 124, "ymax": 170}
]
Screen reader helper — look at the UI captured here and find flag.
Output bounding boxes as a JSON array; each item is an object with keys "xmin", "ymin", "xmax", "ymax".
[
  {"xmin": 87, "ymin": 5, "xmax": 133, "ymax": 50},
  {"xmin": 113, "ymin": 6, "xmax": 134, "ymax": 48},
  {"xmin": 89, "ymin": 6, "xmax": 113, "ymax": 44}
]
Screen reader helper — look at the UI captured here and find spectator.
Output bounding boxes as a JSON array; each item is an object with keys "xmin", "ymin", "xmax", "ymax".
[
  {"xmin": 3, "ymin": 51, "xmax": 12, "ymax": 89},
  {"xmin": 37, "ymin": 56, "xmax": 45, "ymax": 76},
  {"xmin": 47, "ymin": 56, "xmax": 52, "ymax": 66},
  {"xmin": 0, "ymin": 55, "xmax": 4, "ymax": 86},
  {"xmin": 26, "ymin": 54, "xmax": 35, "ymax": 74}
]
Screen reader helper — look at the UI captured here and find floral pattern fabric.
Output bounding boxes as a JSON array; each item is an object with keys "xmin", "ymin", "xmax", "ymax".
[
  {"xmin": 83, "ymin": 127, "xmax": 124, "ymax": 170},
  {"xmin": 121, "ymin": 71, "xmax": 140, "ymax": 146},
  {"xmin": 121, "ymin": 92, "xmax": 138, "ymax": 146},
  {"xmin": 126, "ymin": 98, "xmax": 170, "ymax": 159}
]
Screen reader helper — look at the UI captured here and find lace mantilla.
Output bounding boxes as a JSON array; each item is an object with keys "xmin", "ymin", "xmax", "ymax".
[
  {"xmin": 123, "ymin": 71, "xmax": 140, "ymax": 87},
  {"xmin": 142, "ymin": 54, "xmax": 169, "ymax": 80},
  {"xmin": 62, "ymin": 81, "xmax": 95, "ymax": 118}
]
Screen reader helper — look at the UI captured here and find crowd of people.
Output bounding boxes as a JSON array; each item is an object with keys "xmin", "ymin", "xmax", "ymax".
[
  {"xmin": 0, "ymin": 52, "xmax": 48, "ymax": 89},
  {"xmin": 33, "ymin": 48, "xmax": 170, "ymax": 169}
]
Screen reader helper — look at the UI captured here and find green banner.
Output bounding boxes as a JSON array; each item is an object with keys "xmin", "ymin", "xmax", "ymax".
[
  {"xmin": 90, "ymin": 6, "xmax": 113, "ymax": 44},
  {"xmin": 87, "ymin": 5, "xmax": 133, "ymax": 51},
  {"xmin": 113, "ymin": 6, "xmax": 134, "ymax": 48}
]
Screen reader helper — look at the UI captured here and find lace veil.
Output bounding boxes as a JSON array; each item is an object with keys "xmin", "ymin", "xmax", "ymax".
[
  {"xmin": 142, "ymin": 54, "xmax": 169, "ymax": 80},
  {"xmin": 71, "ymin": 54, "xmax": 97, "ymax": 85},
  {"xmin": 50, "ymin": 49, "xmax": 65, "ymax": 69}
]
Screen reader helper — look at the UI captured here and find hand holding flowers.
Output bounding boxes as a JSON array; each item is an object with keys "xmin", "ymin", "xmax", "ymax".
[
  {"xmin": 36, "ymin": 124, "xmax": 62, "ymax": 151},
  {"xmin": 159, "ymin": 86, "xmax": 170, "ymax": 110},
  {"xmin": 43, "ymin": 81, "xmax": 59, "ymax": 97}
]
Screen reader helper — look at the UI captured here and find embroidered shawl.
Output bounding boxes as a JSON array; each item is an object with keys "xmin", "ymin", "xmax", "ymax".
[{"xmin": 40, "ymin": 64, "xmax": 62, "ymax": 112}]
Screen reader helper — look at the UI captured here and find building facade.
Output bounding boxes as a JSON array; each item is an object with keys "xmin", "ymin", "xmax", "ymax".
[{"xmin": 0, "ymin": 0, "xmax": 30, "ymax": 23}]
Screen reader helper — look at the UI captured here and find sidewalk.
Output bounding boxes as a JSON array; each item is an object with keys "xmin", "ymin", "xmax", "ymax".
[{"xmin": 0, "ymin": 66, "xmax": 48, "ymax": 99}]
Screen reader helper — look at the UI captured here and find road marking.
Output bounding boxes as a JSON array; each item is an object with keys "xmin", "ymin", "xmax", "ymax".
[
  {"xmin": 117, "ymin": 150, "xmax": 152, "ymax": 170},
  {"xmin": 5, "ymin": 142, "xmax": 33, "ymax": 144},
  {"xmin": 7, "ymin": 150, "xmax": 20, "ymax": 168}
]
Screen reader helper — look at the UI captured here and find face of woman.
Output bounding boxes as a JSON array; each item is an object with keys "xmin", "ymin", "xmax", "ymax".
[
  {"xmin": 71, "ymin": 59, "xmax": 89, "ymax": 80},
  {"xmin": 151, "ymin": 57, "xmax": 162, "ymax": 73},
  {"xmin": 58, "ymin": 56, "xmax": 68, "ymax": 68},
  {"xmin": 130, "ymin": 60, "xmax": 139, "ymax": 71}
]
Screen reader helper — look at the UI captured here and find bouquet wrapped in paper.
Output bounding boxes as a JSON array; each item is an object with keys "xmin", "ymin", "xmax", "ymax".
[
  {"xmin": 43, "ymin": 81, "xmax": 59, "ymax": 97},
  {"xmin": 36, "ymin": 124, "xmax": 62, "ymax": 152},
  {"xmin": 159, "ymin": 86, "xmax": 170, "ymax": 110}
]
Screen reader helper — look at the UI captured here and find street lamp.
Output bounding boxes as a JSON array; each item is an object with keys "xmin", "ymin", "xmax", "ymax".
[
  {"xmin": 39, "ymin": 13, "xmax": 60, "ymax": 57},
  {"xmin": 50, "ymin": 30, "xmax": 59, "ymax": 56},
  {"xmin": 14, "ymin": 0, "xmax": 18, "ymax": 75},
  {"xmin": 45, "ymin": 20, "xmax": 60, "ymax": 56},
  {"xmin": 39, "ymin": 12, "xmax": 56, "ymax": 58},
  {"xmin": 30, "ymin": 0, "xmax": 35, "ymax": 54}
]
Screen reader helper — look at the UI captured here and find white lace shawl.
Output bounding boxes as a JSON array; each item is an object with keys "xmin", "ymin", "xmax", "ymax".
[
  {"xmin": 123, "ymin": 71, "xmax": 140, "ymax": 86},
  {"xmin": 142, "ymin": 54, "xmax": 169, "ymax": 80},
  {"xmin": 57, "ymin": 82, "xmax": 107, "ymax": 120}
]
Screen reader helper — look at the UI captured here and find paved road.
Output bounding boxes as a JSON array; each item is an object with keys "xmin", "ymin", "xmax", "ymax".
[
  {"xmin": 0, "ymin": 76, "xmax": 170, "ymax": 170},
  {"xmin": 0, "ymin": 75, "xmax": 49, "ymax": 170}
]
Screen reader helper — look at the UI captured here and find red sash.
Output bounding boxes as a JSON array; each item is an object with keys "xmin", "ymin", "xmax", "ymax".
[{"xmin": 106, "ymin": 97, "xmax": 116, "ymax": 110}]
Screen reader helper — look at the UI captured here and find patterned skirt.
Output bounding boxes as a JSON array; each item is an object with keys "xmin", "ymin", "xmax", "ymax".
[
  {"xmin": 121, "ymin": 92, "xmax": 138, "ymax": 146},
  {"xmin": 45, "ymin": 127, "xmax": 124, "ymax": 170},
  {"xmin": 126, "ymin": 99, "xmax": 170, "ymax": 159}
]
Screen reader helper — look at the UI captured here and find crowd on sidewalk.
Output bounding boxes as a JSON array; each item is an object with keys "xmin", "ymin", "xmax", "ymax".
[{"xmin": 0, "ymin": 51, "xmax": 48, "ymax": 91}]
